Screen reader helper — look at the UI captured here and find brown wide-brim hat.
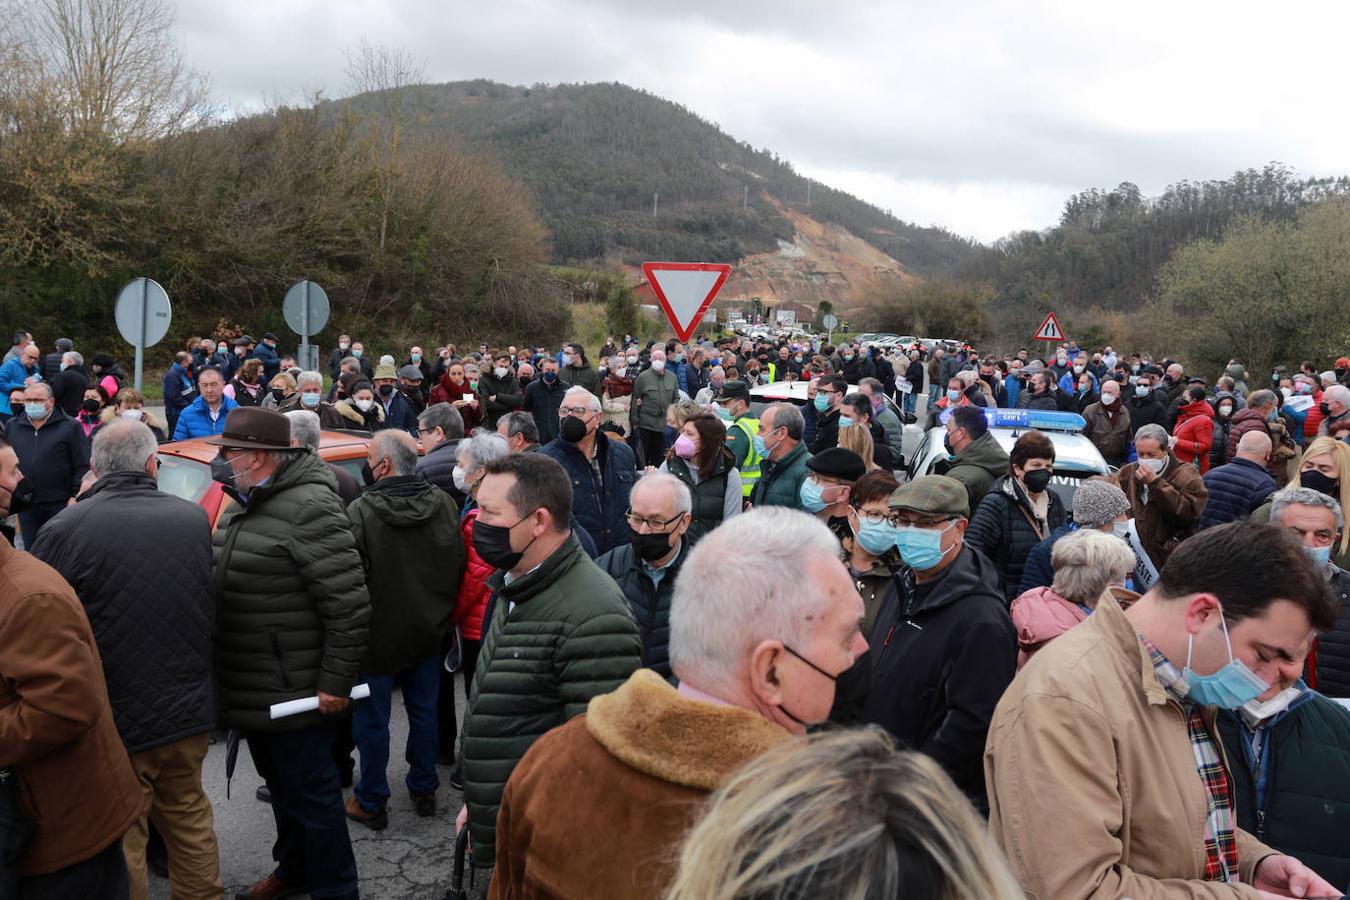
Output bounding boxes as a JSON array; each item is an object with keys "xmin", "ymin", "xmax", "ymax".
[{"xmin": 205, "ymin": 407, "xmax": 292, "ymax": 450}]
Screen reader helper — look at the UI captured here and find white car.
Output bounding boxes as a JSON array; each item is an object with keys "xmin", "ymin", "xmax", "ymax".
[{"xmin": 905, "ymin": 408, "xmax": 1112, "ymax": 507}]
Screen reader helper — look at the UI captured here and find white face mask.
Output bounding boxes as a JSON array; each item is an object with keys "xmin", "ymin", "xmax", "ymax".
[
  {"xmin": 494, "ymin": 366, "xmax": 509, "ymax": 379},
  {"xmin": 120, "ymin": 408, "xmax": 144, "ymax": 420},
  {"xmin": 614, "ymin": 367, "xmax": 626, "ymax": 378},
  {"xmin": 354, "ymin": 399, "xmax": 374, "ymax": 412},
  {"xmin": 651, "ymin": 359, "xmax": 666, "ymax": 372},
  {"xmin": 1139, "ymin": 457, "xmax": 1165, "ymax": 474},
  {"xmin": 626, "ymin": 357, "xmax": 638, "ymax": 365},
  {"xmin": 1111, "ymin": 519, "xmax": 1130, "ymax": 539},
  {"xmin": 1101, "ymin": 393, "xmax": 1117, "ymax": 406},
  {"xmin": 452, "ymin": 465, "xmax": 470, "ymax": 493},
  {"xmin": 1238, "ymin": 686, "xmax": 1302, "ymax": 729}
]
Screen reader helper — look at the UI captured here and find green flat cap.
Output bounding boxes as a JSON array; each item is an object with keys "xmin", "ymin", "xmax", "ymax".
[{"xmin": 888, "ymin": 475, "xmax": 970, "ymax": 518}]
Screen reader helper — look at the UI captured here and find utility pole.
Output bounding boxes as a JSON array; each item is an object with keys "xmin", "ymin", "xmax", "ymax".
[
  {"xmin": 743, "ymin": 185, "xmax": 749, "ymax": 209},
  {"xmin": 807, "ymin": 180, "xmax": 812, "ymax": 207},
  {"xmin": 652, "ymin": 192, "xmax": 659, "ymax": 217}
]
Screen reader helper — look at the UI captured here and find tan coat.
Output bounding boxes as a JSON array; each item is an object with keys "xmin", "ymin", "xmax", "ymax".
[
  {"xmin": 985, "ymin": 589, "xmax": 1277, "ymax": 898},
  {"xmin": 1113, "ymin": 453, "xmax": 1208, "ymax": 569},
  {"xmin": 491, "ymin": 669, "xmax": 791, "ymax": 900},
  {"xmin": 0, "ymin": 539, "xmax": 143, "ymax": 875},
  {"xmin": 1082, "ymin": 400, "xmax": 1132, "ymax": 465}
]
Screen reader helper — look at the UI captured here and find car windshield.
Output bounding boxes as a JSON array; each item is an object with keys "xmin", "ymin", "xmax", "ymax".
[{"xmin": 156, "ymin": 454, "xmax": 214, "ymax": 504}]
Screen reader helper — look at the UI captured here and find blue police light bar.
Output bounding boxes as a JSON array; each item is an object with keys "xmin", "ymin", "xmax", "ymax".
[{"xmin": 938, "ymin": 408, "xmax": 1086, "ymax": 432}]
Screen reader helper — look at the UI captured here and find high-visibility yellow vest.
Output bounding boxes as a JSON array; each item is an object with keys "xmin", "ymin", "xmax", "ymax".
[{"xmin": 729, "ymin": 415, "xmax": 762, "ymax": 496}]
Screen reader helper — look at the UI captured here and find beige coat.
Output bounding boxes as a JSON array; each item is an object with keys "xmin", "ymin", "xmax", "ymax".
[{"xmin": 985, "ymin": 589, "xmax": 1277, "ymax": 898}]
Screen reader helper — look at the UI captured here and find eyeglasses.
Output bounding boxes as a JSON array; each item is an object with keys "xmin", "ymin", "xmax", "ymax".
[
  {"xmin": 857, "ymin": 510, "xmax": 892, "ymax": 526},
  {"xmin": 560, "ymin": 406, "xmax": 595, "ymax": 417},
  {"xmin": 625, "ymin": 509, "xmax": 684, "ymax": 531},
  {"xmin": 887, "ymin": 514, "xmax": 955, "ymax": 529}
]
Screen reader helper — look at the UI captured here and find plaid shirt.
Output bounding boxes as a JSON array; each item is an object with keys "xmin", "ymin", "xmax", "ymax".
[{"xmin": 1140, "ymin": 635, "xmax": 1240, "ymax": 883}]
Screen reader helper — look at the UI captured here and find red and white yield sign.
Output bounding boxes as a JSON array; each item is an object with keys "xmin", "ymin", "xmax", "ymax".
[{"xmin": 643, "ymin": 262, "xmax": 732, "ymax": 342}]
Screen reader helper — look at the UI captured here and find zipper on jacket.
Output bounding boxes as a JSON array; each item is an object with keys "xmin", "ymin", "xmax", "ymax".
[{"xmin": 269, "ymin": 630, "xmax": 292, "ymax": 689}]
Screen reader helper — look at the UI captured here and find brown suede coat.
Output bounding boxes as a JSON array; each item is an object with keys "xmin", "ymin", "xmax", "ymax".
[
  {"xmin": 490, "ymin": 669, "xmax": 791, "ymax": 900},
  {"xmin": 0, "ymin": 538, "xmax": 143, "ymax": 875}
]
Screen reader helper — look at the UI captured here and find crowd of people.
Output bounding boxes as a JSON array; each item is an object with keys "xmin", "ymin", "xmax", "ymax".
[{"xmin": 3, "ymin": 320, "xmax": 1350, "ymax": 899}]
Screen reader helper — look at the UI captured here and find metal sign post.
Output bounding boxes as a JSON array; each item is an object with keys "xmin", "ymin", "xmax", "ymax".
[
  {"xmin": 283, "ymin": 280, "xmax": 331, "ymax": 373},
  {"xmin": 114, "ymin": 277, "xmax": 172, "ymax": 391},
  {"xmin": 823, "ymin": 313, "xmax": 839, "ymax": 345}
]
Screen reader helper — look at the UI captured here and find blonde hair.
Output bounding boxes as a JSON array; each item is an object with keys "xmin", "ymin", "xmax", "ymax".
[
  {"xmin": 1050, "ymin": 528, "xmax": 1135, "ymax": 607},
  {"xmin": 666, "ymin": 399, "xmax": 703, "ymax": 430},
  {"xmin": 666, "ymin": 729, "xmax": 1024, "ymax": 900},
  {"xmin": 837, "ymin": 423, "xmax": 878, "ymax": 472},
  {"xmin": 1301, "ymin": 436, "xmax": 1350, "ymax": 555}
]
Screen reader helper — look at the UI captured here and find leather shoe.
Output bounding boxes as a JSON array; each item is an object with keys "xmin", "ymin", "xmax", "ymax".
[
  {"xmin": 235, "ymin": 871, "xmax": 302, "ymax": 900},
  {"xmin": 344, "ymin": 793, "xmax": 388, "ymax": 831}
]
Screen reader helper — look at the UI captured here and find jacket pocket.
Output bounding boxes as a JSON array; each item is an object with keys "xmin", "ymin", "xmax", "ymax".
[{"xmin": 269, "ymin": 630, "xmax": 293, "ymax": 690}]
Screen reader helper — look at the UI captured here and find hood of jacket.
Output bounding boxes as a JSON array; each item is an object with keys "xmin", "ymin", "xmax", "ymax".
[
  {"xmin": 359, "ymin": 475, "xmax": 445, "ymax": 526},
  {"xmin": 1010, "ymin": 585, "xmax": 1088, "ymax": 649},
  {"xmin": 334, "ymin": 397, "xmax": 385, "ymax": 425},
  {"xmin": 954, "ymin": 430, "xmax": 1009, "ymax": 477},
  {"xmin": 243, "ymin": 447, "xmax": 335, "ymax": 506},
  {"xmin": 1229, "ymin": 406, "xmax": 1270, "ymax": 429},
  {"xmin": 1178, "ymin": 399, "xmax": 1215, "ymax": 422}
]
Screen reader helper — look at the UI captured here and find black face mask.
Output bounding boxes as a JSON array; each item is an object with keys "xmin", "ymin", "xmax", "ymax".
[
  {"xmin": 630, "ymin": 528, "xmax": 675, "ymax": 562},
  {"xmin": 1301, "ymin": 469, "xmax": 1340, "ymax": 497},
  {"xmin": 378, "ymin": 384, "xmax": 394, "ymax": 398},
  {"xmin": 271, "ymin": 387, "xmax": 285, "ymax": 403},
  {"xmin": 473, "ymin": 514, "xmax": 534, "ymax": 571},
  {"xmin": 1023, "ymin": 469, "xmax": 1053, "ymax": 494},
  {"xmin": 1320, "ymin": 401, "xmax": 1333, "ymax": 417},
  {"xmin": 5, "ymin": 477, "xmax": 35, "ymax": 516},
  {"xmin": 361, "ymin": 461, "xmax": 376, "ymax": 486},
  {"xmin": 210, "ymin": 454, "xmax": 236, "ymax": 490},
  {"xmin": 560, "ymin": 415, "xmax": 588, "ymax": 443},
  {"xmin": 82, "ymin": 398, "xmax": 100, "ymax": 414}
]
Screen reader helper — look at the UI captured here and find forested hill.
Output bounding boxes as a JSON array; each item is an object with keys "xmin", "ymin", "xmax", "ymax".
[{"xmin": 331, "ymin": 80, "xmax": 978, "ymax": 275}]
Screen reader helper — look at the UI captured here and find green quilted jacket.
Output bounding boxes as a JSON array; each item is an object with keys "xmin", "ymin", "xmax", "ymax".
[
  {"xmin": 462, "ymin": 534, "xmax": 640, "ymax": 866},
  {"xmin": 212, "ymin": 449, "xmax": 372, "ymax": 732}
]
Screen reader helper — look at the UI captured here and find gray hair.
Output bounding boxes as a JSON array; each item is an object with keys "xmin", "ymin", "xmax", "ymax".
[
  {"xmin": 371, "ymin": 430, "xmax": 418, "ymax": 476},
  {"xmin": 457, "ymin": 429, "xmax": 510, "ymax": 474},
  {"xmin": 858, "ymin": 377, "xmax": 884, "ymax": 395},
  {"xmin": 670, "ymin": 508, "xmax": 843, "ymax": 695},
  {"xmin": 419, "ymin": 402, "xmax": 465, "ymax": 440},
  {"xmin": 764, "ymin": 402, "xmax": 805, "ymax": 440},
  {"xmin": 563, "ymin": 386, "xmax": 601, "ymax": 412},
  {"xmin": 1247, "ymin": 389, "xmax": 1278, "ymax": 411},
  {"xmin": 634, "ymin": 471, "xmax": 692, "ymax": 516},
  {"xmin": 499, "ymin": 411, "xmax": 539, "ymax": 444},
  {"xmin": 91, "ymin": 419, "xmax": 157, "ymax": 477},
  {"xmin": 25, "ymin": 382, "xmax": 53, "ymax": 400},
  {"xmin": 296, "ymin": 370, "xmax": 324, "ymax": 391},
  {"xmin": 1050, "ymin": 529, "xmax": 1135, "ymax": 607},
  {"xmin": 1134, "ymin": 423, "xmax": 1169, "ymax": 449},
  {"xmin": 1271, "ymin": 486, "xmax": 1344, "ymax": 533},
  {"xmin": 1325, "ymin": 385, "xmax": 1350, "ymax": 407},
  {"xmin": 283, "ymin": 410, "xmax": 321, "ymax": 450},
  {"xmin": 63, "ymin": 350, "xmax": 83, "ymax": 367},
  {"xmin": 340, "ymin": 356, "xmax": 359, "ymax": 371}
]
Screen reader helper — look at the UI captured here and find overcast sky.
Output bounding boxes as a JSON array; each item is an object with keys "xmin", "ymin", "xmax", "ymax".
[{"xmin": 177, "ymin": 0, "xmax": 1350, "ymax": 243}]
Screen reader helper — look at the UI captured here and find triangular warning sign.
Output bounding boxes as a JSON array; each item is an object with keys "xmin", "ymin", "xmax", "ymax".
[
  {"xmin": 1034, "ymin": 312, "xmax": 1065, "ymax": 342},
  {"xmin": 643, "ymin": 262, "xmax": 732, "ymax": 342}
]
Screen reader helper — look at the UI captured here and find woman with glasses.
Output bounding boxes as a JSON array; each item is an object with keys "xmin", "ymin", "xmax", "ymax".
[
  {"xmin": 843, "ymin": 469, "xmax": 902, "ymax": 636},
  {"xmin": 966, "ymin": 430, "xmax": 1067, "ymax": 605},
  {"xmin": 658, "ymin": 414, "xmax": 741, "ymax": 545}
]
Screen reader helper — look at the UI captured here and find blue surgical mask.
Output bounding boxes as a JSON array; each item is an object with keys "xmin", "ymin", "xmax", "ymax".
[
  {"xmin": 856, "ymin": 519, "xmax": 898, "ymax": 556},
  {"xmin": 839, "ymin": 416, "xmax": 855, "ymax": 429},
  {"xmin": 1307, "ymin": 543, "xmax": 1332, "ymax": 568},
  {"xmin": 301, "ymin": 392, "xmax": 321, "ymax": 408},
  {"xmin": 947, "ymin": 389, "xmax": 962, "ymax": 403},
  {"xmin": 1182, "ymin": 609, "xmax": 1270, "ymax": 709},
  {"xmin": 813, "ymin": 394, "xmax": 829, "ymax": 413},
  {"xmin": 799, "ymin": 478, "xmax": 828, "ymax": 513},
  {"xmin": 23, "ymin": 402, "xmax": 49, "ymax": 420},
  {"xmin": 715, "ymin": 406, "xmax": 732, "ymax": 422},
  {"xmin": 895, "ymin": 521, "xmax": 954, "ymax": 570},
  {"xmin": 411, "ymin": 353, "xmax": 421, "ymax": 363}
]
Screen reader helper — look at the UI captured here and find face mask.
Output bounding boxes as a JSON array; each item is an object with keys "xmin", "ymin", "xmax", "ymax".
[
  {"xmin": 24, "ymin": 402, "xmax": 48, "ymax": 420},
  {"xmin": 339, "ymin": 343, "xmax": 350, "ymax": 351},
  {"xmin": 352, "ymin": 349, "xmax": 363, "ymax": 359},
  {"xmin": 4, "ymin": 477, "xmax": 35, "ymax": 516},
  {"xmin": 300, "ymin": 392, "xmax": 321, "ymax": 408},
  {"xmin": 361, "ymin": 461, "xmax": 377, "ymax": 486},
  {"xmin": 354, "ymin": 399, "xmax": 374, "ymax": 412},
  {"xmin": 674, "ymin": 434, "xmax": 698, "ymax": 459},
  {"xmin": 1111, "ymin": 519, "xmax": 1130, "ymax": 539},
  {"xmin": 1319, "ymin": 401, "xmax": 1332, "ymax": 416},
  {"xmin": 856, "ymin": 519, "xmax": 898, "ymax": 556},
  {"xmin": 472, "ymin": 514, "xmax": 536, "ymax": 571},
  {"xmin": 1300, "ymin": 468, "xmax": 1339, "ymax": 496},
  {"xmin": 839, "ymin": 416, "xmax": 855, "ymax": 429},
  {"xmin": 452, "ymin": 465, "xmax": 470, "ymax": 493},
  {"xmin": 560, "ymin": 414, "xmax": 588, "ymax": 443},
  {"xmin": 611, "ymin": 368, "xmax": 624, "ymax": 379},
  {"xmin": 794, "ymin": 356, "xmax": 803, "ymax": 363},
  {"xmin": 218, "ymin": 345, "xmax": 228, "ymax": 354},
  {"xmin": 1074, "ymin": 365, "xmax": 1085, "ymax": 374},
  {"xmin": 630, "ymin": 528, "xmax": 675, "ymax": 563},
  {"xmin": 1266, "ymin": 409, "xmax": 1278, "ymax": 422},
  {"xmin": 1079, "ymin": 383, "xmax": 1092, "ymax": 393},
  {"xmin": 799, "ymin": 478, "xmax": 831, "ymax": 513},
  {"xmin": 1306, "ymin": 543, "xmax": 1332, "ymax": 568},
  {"xmin": 469, "ymin": 379, "xmax": 479, "ymax": 391},
  {"xmin": 82, "ymin": 398, "xmax": 100, "ymax": 413},
  {"xmin": 1139, "ymin": 457, "xmax": 1165, "ymax": 474},
  {"xmin": 1135, "ymin": 385, "xmax": 1150, "ymax": 398},
  {"xmin": 813, "ymin": 394, "xmax": 830, "ymax": 413},
  {"xmin": 627, "ymin": 357, "xmax": 638, "ymax": 365},
  {"xmin": 1219, "ymin": 404, "xmax": 1234, "ymax": 417},
  {"xmin": 119, "ymin": 408, "xmax": 143, "ymax": 420},
  {"xmin": 1102, "ymin": 393, "xmax": 1116, "ymax": 406},
  {"xmin": 947, "ymin": 389, "xmax": 962, "ymax": 403},
  {"xmin": 673, "ymin": 352, "xmax": 685, "ymax": 363},
  {"xmin": 210, "ymin": 454, "xmax": 236, "ymax": 489},
  {"xmin": 1182, "ymin": 610, "xmax": 1269, "ymax": 709},
  {"xmin": 714, "ymin": 405, "xmax": 732, "ymax": 422},
  {"xmin": 895, "ymin": 521, "xmax": 954, "ymax": 570},
  {"xmin": 378, "ymin": 384, "xmax": 394, "ymax": 398},
  {"xmin": 494, "ymin": 366, "xmax": 509, "ymax": 379},
  {"xmin": 271, "ymin": 388, "xmax": 285, "ymax": 403},
  {"xmin": 842, "ymin": 353, "xmax": 854, "ymax": 361},
  {"xmin": 411, "ymin": 353, "xmax": 421, "ymax": 363},
  {"xmin": 1238, "ymin": 686, "xmax": 1303, "ymax": 729},
  {"xmin": 1295, "ymin": 382, "xmax": 1312, "ymax": 395},
  {"xmin": 1022, "ymin": 468, "xmax": 1053, "ymax": 493},
  {"xmin": 59, "ymin": 362, "xmax": 67, "ymax": 372},
  {"xmin": 651, "ymin": 359, "xmax": 666, "ymax": 372},
  {"xmin": 562, "ymin": 354, "xmax": 575, "ymax": 367}
]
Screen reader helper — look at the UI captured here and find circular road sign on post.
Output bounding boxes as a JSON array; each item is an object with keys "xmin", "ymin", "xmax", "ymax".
[
  {"xmin": 283, "ymin": 280, "xmax": 331, "ymax": 373},
  {"xmin": 822, "ymin": 312, "xmax": 839, "ymax": 344},
  {"xmin": 114, "ymin": 277, "xmax": 172, "ymax": 391}
]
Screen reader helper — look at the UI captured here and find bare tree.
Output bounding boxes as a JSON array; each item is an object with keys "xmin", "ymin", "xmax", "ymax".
[
  {"xmin": 345, "ymin": 41, "xmax": 424, "ymax": 253},
  {"xmin": 18, "ymin": 0, "xmax": 208, "ymax": 143}
]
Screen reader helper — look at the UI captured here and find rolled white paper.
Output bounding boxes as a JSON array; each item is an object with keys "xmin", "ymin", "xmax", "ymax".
[{"xmin": 269, "ymin": 683, "xmax": 371, "ymax": 720}]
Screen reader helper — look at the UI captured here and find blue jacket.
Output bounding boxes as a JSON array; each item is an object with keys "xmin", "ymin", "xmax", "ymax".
[
  {"xmin": 1199, "ymin": 458, "xmax": 1278, "ymax": 530},
  {"xmin": 172, "ymin": 395, "xmax": 239, "ymax": 440},
  {"xmin": 539, "ymin": 434, "xmax": 636, "ymax": 556},
  {"xmin": 162, "ymin": 364, "xmax": 196, "ymax": 416},
  {"xmin": 1003, "ymin": 374, "xmax": 1021, "ymax": 409},
  {"xmin": 377, "ymin": 390, "xmax": 419, "ymax": 437},
  {"xmin": 251, "ymin": 343, "xmax": 280, "ymax": 383},
  {"xmin": 1017, "ymin": 523, "xmax": 1075, "ymax": 594},
  {"xmin": 0, "ymin": 358, "xmax": 39, "ymax": 415}
]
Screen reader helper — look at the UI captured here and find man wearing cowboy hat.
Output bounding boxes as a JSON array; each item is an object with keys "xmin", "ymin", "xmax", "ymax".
[{"xmin": 208, "ymin": 407, "xmax": 372, "ymax": 900}]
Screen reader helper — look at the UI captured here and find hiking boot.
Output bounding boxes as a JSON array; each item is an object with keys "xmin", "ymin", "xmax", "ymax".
[
  {"xmin": 411, "ymin": 791, "xmax": 437, "ymax": 817},
  {"xmin": 235, "ymin": 872, "xmax": 303, "ymax": 900},
  {"xmin": 344, "ymin": 793, "xmax": 388, "ymax": 831}
]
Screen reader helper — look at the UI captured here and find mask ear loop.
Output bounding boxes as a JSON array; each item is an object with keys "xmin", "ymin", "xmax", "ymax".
[{"xmin": 1186, "ymin": 604, "xmax": 1234, "ymax": 671}]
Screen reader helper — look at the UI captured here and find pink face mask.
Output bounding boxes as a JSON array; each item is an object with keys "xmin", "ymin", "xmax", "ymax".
[{"xmin": 674, "ymin": 434, "xmax": 699, "ymax": 459}]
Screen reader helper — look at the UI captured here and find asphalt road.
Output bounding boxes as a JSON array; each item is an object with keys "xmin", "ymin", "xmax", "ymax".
[{"xmin": 149, "ymin": 684, "xmax": 483, "ymax": 900}]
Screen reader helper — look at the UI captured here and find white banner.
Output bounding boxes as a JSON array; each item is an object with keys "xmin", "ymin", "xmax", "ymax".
[{"xmin": 1125, "ymin": 519, "xmax": 1159, "ymax": 591}]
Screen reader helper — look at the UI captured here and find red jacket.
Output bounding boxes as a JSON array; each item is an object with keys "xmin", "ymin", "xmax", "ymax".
[
  {"xmin": 429, "ymin": 374, "xmax": 483, "ymax": 432},
  {"xmin": 454, "ymin": 509, "xmax": 494, "ymax": 641},
  {"xmin": 1173, "ymin": 401, "xmax": 1215, "ymax": 473},
  {"xmin": 1305, "ymin": 390, "xmax": 1326, "ymax": 441}
]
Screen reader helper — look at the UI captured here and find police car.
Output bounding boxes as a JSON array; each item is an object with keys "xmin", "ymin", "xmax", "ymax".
[{"xmin": 905, "ymin": 408, "xmax": 1112, "ymax": 507}]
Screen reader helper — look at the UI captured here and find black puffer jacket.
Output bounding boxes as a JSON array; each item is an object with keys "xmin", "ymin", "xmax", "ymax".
[
  {"xmin": 595, "ymin": 540, "xmax": 688, "ymax": 679},
  {"xmin": 212, "ymin": 448, "xmax": 372, "ymax": 731},
  {"xmin": 1314, "ymin": 566, "xmax": 1350, "ymax": 698},
  {"xmin": 415, "ymin": 436, "xmax": 467, "ymax": 509},
  {"xmin": 966, "ymin": 474, "xmax": 1067, "ymax": 604},
  {"xmin": 30, "ymin": 471, "xmax": 215, "ymax": 754},
  {"xmin": 3, "ymin": 408, "xmax": 89, "ymax": 504}
]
